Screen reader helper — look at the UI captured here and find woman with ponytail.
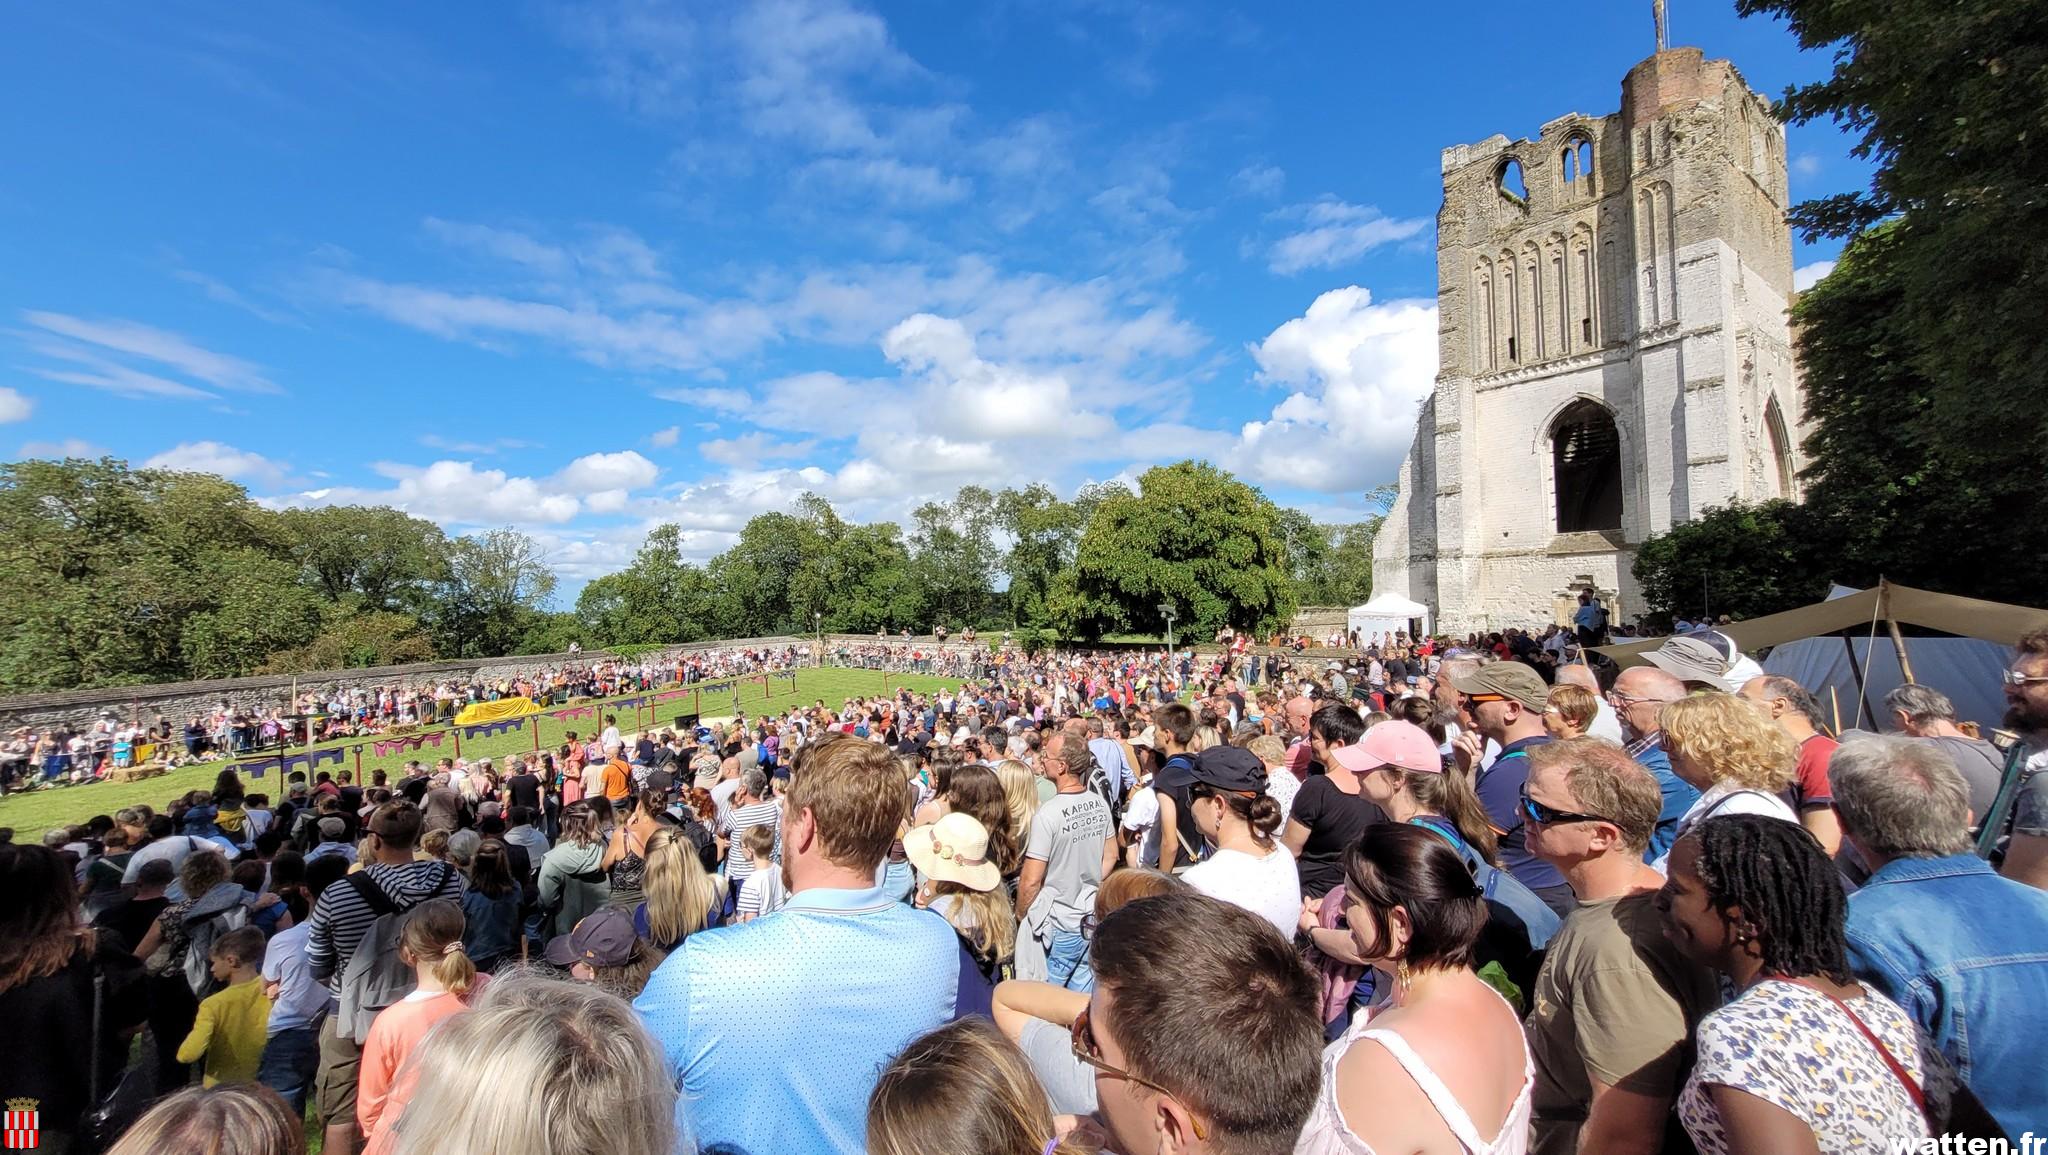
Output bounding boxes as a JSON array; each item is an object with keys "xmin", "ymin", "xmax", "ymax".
[
  {"xmin": 634, "ymin": 825, "xmax": 724, "ymax": 951},
  {"xmin": 1181, "ymin": 745, "xmax": 1303, "ymax": 938},
  {"xmin": 1343, "ymin": 720, "xmax": 1499, "ymax": 866},
  {"xmin": 1335, "ymin": 720, "xmax": 1560, "ymax": 1006},
  {"xmin": 357, "ymin": 898, "xmax": 478, "ymax": 1152}
]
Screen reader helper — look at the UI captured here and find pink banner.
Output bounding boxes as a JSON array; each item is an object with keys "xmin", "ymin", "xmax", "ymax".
[
  {"xmin": 548, "ymin": 706, "xmax": 597, "ymax": 721},
  {"xmin": 372, "ymin": 731, "xmax": 447, "ymax": 757}
]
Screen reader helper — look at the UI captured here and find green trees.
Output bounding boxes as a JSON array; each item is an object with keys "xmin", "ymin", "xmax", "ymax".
[
  {"xmin": 0, "ymin": 455, "xmax": 1371, "ymax": 688},
  {"xmin": 1634, "ymin": 1, "xmax": 2048, "ymax": 617},
  {"xmin": 436, "ymin": 529, "xmax": 559, "ymax": 658},
  {"xmin": 0, "ymin": 458, "xmax": 319, "ymax": 689},
  {"xmin": 1064, "ymin": 462, "xmax": 1297, "ymax": 641}
]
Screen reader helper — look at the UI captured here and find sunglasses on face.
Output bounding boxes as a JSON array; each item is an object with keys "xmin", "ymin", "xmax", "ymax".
[
  {"xmin": 1458, "ymin": 692, "xmax": 1506, "ymax": 711},
  {"xmin": 2003, "ymin": 668, "xmax": 2048, "ymax": 688},
  {"xmin": 1519, "ymin": 789, "xmax": 1613, "ymax": 828},
  {"xmin": 1071, "ymin": 1005, "xmax": 1210, "ymax": 1141}
]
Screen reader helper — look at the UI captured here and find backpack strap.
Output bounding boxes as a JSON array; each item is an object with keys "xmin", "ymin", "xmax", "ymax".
[{"xmin": 347, "ymin": 871, "xmax": 400, "ymax": 918}]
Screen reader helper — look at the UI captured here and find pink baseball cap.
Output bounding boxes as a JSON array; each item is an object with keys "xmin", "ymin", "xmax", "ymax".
[{"xmin": 1331, "ymin": 721, "xmax": 1443, "ymax": 775}]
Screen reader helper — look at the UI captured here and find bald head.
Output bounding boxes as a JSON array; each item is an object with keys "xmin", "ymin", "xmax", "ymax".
[
  {"xmin": 1614, "ymin": 665, "xmax": 1684, "ymax": 702},
  {"xmin": 1612, "ymin": 665, "xmax": 1684, "ymax": 742},
  {"xmin": 1554, "ymin": 664, "xmax": 1601, "ymax": 694}
]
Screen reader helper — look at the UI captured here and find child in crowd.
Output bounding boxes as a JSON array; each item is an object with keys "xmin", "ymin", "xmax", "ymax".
[
  {"xmin": 547, "ymin": 907, "xmax": 666, "ymax": 999},
  {"xmin": 735, "ymin": 824, "xmax": 787, "ymax": 921},
  {"xmin": 176, "ymin": 926, "xmax": 273, "ymax": 1086},
  {"xmin": 358, "ymin": 900, "xmax": 477, "ymax": 1152}
]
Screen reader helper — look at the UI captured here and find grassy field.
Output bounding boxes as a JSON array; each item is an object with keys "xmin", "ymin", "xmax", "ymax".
[{"xmin": 0, "ymin": 666, "xmax": 959, "ymax": 835}]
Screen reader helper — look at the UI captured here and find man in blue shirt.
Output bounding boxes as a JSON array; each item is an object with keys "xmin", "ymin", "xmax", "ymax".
[
  {"xmin": 1449, "ymin": 661, "xmax": 1574, "ymax": 917},
  {"xmin": 1832, "ymin": 735, "xmax": 2048, "ymax": 1137},
  {"xmin": 1608, "ymin": 665, "xmax": 1697, "ymax": 864},
  {"xmin": 635, "ymin": 735, "xmax": 962, "ymax": 1155}
]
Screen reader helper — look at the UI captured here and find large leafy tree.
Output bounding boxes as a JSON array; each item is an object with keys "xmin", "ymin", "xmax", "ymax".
[
  {"xmin": 1066, "ymin": 461, "xmax": 1296, "ymax": 640},
  {"xmin": 0, "ymin": 457, "xmax": 324, "ymax": 689},
  {"xmin": 909, "ymin": 485, "xmax": 999, "ymax": 629},
  {"xmin": 1725, "ymin": 0, "xmax": 2048, "ymax": 603},
  {"xmin": 995, "ymin": 483, "xmax": 1084, "ymax": 629},
  {"xmin": 576, "ymin": 524, "xmax": 716, "ymax": 646},
  {"xmin": 434, "ymin": 529, "xmax": 558, "ymax": 657},
  {"xmin": 276, "ymin": 505, "xmax": 450, "ymax": 613}
]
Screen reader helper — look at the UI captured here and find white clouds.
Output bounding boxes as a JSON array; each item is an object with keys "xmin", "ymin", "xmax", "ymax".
[
  {"xmin": 1233, "ymin": 163, "xmax": 1285, "ymax": 198},
  {"xmin": 0, "ymin": 388, "xmax": 30, "ymax": 423},
  {"xmin": 328, "ymin": 274, "xmax": 777, "ymax": 373},
  {"xmin": 700, "ymin": 432, "xmax": 816, "ymax": 467},
  {"xmin": 1794, "ymin": 260, "xmax": 1836, "ymax": 291},
  {"xmin": 882, "ymin": 313, "xmax": 1113, "ymax": 440},
  {"xmin": 269, "ymin": 449, "xmax": 662, "ymax": 528},
  {"xmin": 145, "ymin": 441, "xmax": 290, "ymax": 487},
  {"xmin": 649, "ymin": 426, "xmax": 681, "ymax": 448},
  {"xmin": 553, "ymin": 450, "xmax": 660, "ymax": 495},
  {"xmin": 801, "ymin": 156, "xmax": 969, "ymax": 207},
  {"xmin": 1792, "ymin": 153, "xmax": 1822, "ymax": 179},
  {"xmin": 418, "ymin": 434, "xmax": 540, "ymax": 455},
  {"xmin": 19, "ymin": 438, "xmax": 104, "ymax": 458},
  {"xmin": 1232, "ymin": 287, "xmax": 1438, "ymax": 493},
  {"xmin": 17, "ymin": 312, "xmax": 282, "ymax": 401},
  {"xmin": 1265, "ymin": 200, "xmax": 1430, "ymax": 275}
]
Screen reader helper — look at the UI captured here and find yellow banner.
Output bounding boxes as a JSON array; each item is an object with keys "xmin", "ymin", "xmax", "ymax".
[{"xmin": 453, "ymin": 698, "xmax": 541, "ymax": 726}]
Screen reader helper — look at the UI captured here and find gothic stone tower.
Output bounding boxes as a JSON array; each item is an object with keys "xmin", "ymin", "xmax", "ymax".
[{"xmin": 1371, "ymin": 46, "xmax": 1803, "ymax": 632}]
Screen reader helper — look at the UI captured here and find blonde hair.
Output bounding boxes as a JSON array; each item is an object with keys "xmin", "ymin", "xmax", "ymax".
[
  {"xmin": 1189, "ymin": 725, "xmax": 1222, "ymax": 753},
  {"xmin": 929, "ymin": 880, "xmax": 1015, "ymax": 964},
  {"xmin": 384, "ymin": 974, "xmax": 676, "ymax": 1155},
  {"xmin": 868, "ymin": 1018, "xmax": 1086, "ymax": 1155},
  {"xmin": 398, "ymin": 899, "xmax": 476, "ymax": 998},
  {"xmin": 741, "ymin": 824, "xmax": 776, "ymax": 861},
  {"xmin": 1662, "ymin": 692, "xmax": 1798, "ymax": 792},
  {"xmin": 1244, "ymin": 734, "xmax": 1287, "ymax": 766},
  {"xmin": 640, "ymin": 826, "xmax": 718, "ymax": 949},
  {"xmin": 993, "ymin": 760, "xmax": 1039, "ymax": 836},
  {"xmin": 107, "ymin": 1084, "xmax": 304, "ymax": 1155},
  {"xmin": 1546, "ymin": 683, "xmax": 1599, "ymax": 733},
  {"xmin": 420, "ymin": 829, "xmax": 451, "ymax": 862}
]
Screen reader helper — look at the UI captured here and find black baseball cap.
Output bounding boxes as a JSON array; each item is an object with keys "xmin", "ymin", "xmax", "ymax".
[{"xmin": 1190, "ymin": 745, "xmax": 1269, "ymax": 795}]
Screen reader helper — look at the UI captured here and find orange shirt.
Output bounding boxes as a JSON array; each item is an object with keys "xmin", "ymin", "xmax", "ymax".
[
  {"xmin": 602, "ymin": 757, "xmax": 632, "ymax": 801},
  {"xmin": 359, "ymin": 990, "xmax": 468, "ymax": 1146}
]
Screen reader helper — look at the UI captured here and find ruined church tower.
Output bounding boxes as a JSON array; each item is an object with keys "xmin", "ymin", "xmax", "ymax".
[{"xmin": 1371, "ymin": 45, "xmax": 1804, "ymax": 632}]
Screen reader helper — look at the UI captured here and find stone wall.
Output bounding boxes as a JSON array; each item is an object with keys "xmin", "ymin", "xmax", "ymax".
[{"xmin": 0, "ymin": 636, "xmax": 809, "ymax": 734}]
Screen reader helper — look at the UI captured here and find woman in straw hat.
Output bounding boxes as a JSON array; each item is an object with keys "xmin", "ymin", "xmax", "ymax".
[{"xmin": 907, "ymin": 812, "xmax": 1015, "ymax": 1014}]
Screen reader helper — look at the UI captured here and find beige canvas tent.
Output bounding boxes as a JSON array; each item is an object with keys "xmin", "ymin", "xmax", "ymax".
[{"xmin": 1595, "ymin": 581, "xmax": 2048, "ymax": 674}]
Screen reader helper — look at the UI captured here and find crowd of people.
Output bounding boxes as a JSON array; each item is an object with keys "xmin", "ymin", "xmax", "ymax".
[
  {"xmin": 4, "ymin": 621, "xmax": 2048, "ymax": 1155},
  {"xmin": 0, "ymin": 646, "xmax": 809, "ymax": 790}
]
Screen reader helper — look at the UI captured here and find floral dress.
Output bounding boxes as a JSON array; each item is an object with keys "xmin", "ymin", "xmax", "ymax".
[{"xmin": 1678, "ymin": 979, "xmax": 1933, "ymax": 1153}]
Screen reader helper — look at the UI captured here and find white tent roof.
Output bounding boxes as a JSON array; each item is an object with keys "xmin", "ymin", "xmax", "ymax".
[{"xmin": 1352, "ymin": 592, "xmax": 1429, "ymax": 617}]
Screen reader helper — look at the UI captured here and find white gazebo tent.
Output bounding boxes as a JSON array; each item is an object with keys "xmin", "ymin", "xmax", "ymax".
[{"xmin": 1347, "ymin": 593, "xmax": 1432, "ymax": 643}]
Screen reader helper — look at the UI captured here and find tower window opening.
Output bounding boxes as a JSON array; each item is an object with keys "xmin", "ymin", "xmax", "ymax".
[
  {"xmin": 1552, "ymin": 400, "xmax": 1624, "ymax": 533},
  {"xmin": 1498, "ymin": 158, "xmax": 1528, "ymax": 202}
]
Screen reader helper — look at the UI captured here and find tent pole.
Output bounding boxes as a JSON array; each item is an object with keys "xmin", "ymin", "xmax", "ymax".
[
  {"xmin": 1842, "ymin": 635, "xmax": 1877, "ymax": 730},
  {"xmin": 1886, "ymin": 618, "xmax": 1917, "ymax": 684}
]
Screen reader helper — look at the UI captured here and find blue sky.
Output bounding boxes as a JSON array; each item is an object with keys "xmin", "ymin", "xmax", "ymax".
[{"xmin": 0, "ymin": 1, "xmax": 1862, "ymax": 599}]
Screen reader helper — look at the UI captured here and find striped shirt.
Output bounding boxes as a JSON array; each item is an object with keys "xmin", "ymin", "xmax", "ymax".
[
  {"xmin": 304, "ymin": 861, "xmax": 465, "ymax": 992},
  {"xmin": 719, "ymin": 799, "xmax": 783, "ymax": 883}
]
